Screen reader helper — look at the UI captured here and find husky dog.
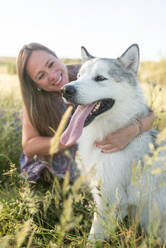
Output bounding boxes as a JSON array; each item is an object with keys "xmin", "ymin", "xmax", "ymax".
[{"xmin": 61, "ymin": 45, "xmax": 166, "ymax": 242}]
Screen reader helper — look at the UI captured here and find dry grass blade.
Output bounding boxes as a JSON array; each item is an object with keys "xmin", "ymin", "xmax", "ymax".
[{"xmin": 49, "ymin": 105, "xmax": 73, "ymax": 155}]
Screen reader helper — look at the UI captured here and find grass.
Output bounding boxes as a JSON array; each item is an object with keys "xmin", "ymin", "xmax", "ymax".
[
  {"xmin": 0, "ymin": 74, "xmax": 22, "ymax": 180},
  {"xmin": 0, "ymin": 60, "xmax": 166, "ymax": 247}
]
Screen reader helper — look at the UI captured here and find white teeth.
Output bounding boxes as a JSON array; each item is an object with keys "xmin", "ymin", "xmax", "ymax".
[
  {"xmin": 56, "ymin": 75, "xmax": 62, "ymax": 85},
  {"xmin": 92, "ymin": 102, "xmax": 101, "ymax": 113}
]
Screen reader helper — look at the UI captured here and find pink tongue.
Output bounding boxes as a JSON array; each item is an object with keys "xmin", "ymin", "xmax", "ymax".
[{"xmin": 60, "ymin": 103, "xmax": 96, "ymax": 146}]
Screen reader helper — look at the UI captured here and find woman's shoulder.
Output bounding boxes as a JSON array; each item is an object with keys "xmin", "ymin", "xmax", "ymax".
[{"xmin": 66, "ymin": 64, "xmax": 82, "ymax": 82}]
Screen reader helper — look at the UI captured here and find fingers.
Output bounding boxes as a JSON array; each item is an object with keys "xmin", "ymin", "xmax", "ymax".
[
  {"xmin": 96, "ymin": 144, "xmax": 121, "ymax": 153},
  {"xmin": 101, "ymin": 147, "xmax": 119, "ymax": 153},
  {"xmin": 95, "ymin": 140, "xmax": 108, "ymax": 146},
  {"xmin": 96, "ymin": 144, "xmax": 112, "ymax": 149},
  {"xmin": 96, "ymin": 143, "xmax": 123, "ymax": 153}
]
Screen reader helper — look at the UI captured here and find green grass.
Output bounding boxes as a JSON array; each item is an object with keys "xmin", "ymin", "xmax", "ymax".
[
  {"xmin": 0, "ymin": 93, "xmax": 22, "ymax": 178},
  {"xmin": 0, "ymin": 68, "xmax": 166, "ymax": 247}
]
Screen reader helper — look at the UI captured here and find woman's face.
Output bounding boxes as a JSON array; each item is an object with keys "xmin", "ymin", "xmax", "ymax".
[{"xmin": 26, "ymin": 50, "xmax": 69, "ymax": 92}]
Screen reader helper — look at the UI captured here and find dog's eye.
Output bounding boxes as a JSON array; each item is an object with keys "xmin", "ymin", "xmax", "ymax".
[{"xmin": 95, "ymin": 75, "xmax": 107, "ymax": 81}]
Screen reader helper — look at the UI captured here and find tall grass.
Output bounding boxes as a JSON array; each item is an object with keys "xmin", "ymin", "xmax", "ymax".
[
  {"xmin": 0, "ymin": 74, "xmax": 22, "ymax": 180},
  {"xmin": 0, "ymin": 59, "xmax": 166, "ymax": 247}
]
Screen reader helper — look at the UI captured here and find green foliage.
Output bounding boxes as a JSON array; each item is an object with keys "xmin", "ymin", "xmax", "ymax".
[
  {"xmin": 139, "ymin": 59, "xmax": 166, "ymax": 87},
  {"xmin": 0, "ymin": 57, "xmax": 16, "ymax": 74},
  {"xmin": 1, "ymin": 163, "xmax": 166, "ymax": 247},
  {"xmin": 0, "ymin": 165, "xmax": 94, "ymax": 247},
  {"xmin": 61, "ymin": 58, "xmax": 82, "ymax": 65},
  {"xmin": 7, "ymin": 60, "xmax": 17, "ymax": 74},
  {"xmin": 0, "ymin": 93, "xmax": 22, "ymax": 177}
]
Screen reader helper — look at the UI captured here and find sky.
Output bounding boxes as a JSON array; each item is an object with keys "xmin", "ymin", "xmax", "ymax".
[{"xmin": 0, "ymin": 0, "xmax": 165, "ymax": 61}]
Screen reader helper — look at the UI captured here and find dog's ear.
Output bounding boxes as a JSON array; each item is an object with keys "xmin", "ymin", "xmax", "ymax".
[
  {"xmin": 118, "ymin": 44, "xmax": 140, "ymax": 73},
  {"xmin": 81, "ymin": 46, "xmax": 94, "ymax": 62}
]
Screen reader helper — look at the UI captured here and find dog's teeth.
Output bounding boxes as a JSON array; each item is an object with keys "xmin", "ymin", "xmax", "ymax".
[
  {"xmin": 95, "ymin": 102, "xmax": 100, "ymax": 110},
  {"xmin": 91, "ymin": 102, "xmax": 101, "ymax": 113},
  {"xmin": 90, "ymin": 102, "xmax": 101, "ymax": 115}
]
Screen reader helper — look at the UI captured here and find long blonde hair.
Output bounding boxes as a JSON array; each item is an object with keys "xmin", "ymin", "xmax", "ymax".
[{"xmin": 17, "ymin": 43, "xmax": 66, "ymax": 136}]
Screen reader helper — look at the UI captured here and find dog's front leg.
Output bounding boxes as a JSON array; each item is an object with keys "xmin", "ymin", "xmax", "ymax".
[
  {"xmin": 88, "ymin": 183, "xmax": 129, "ymax": 244},
  {"xmin": 88, "ymin": 211, "xmax": 108, "ymax": 242},
  {"xmin": 88, "ymin": 191, "xmax": 112, "ymax": 244}
]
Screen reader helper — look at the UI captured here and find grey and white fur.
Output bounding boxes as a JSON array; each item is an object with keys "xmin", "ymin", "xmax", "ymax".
[{"xmin": 62, "ymin": 44, "xmax": 166, "ymax": 243}]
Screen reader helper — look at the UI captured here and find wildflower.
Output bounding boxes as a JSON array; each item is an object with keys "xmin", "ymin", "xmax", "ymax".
[
  {"xmin": 15, "ymin": 118, "xmax": 20, "ymax": 123},
  {"xmin": 16, "ymin": 126, "xmax": 22, "ymax": 130},
  {"xmin": 12, "ymin": 111, "xmax": 19, "ymax": 116},
  {"xmin": 152, "ymin": 81, "xmax": 157, "ymax": 87},
  {"xmin": 159, "ymin": 86, "xmax": 162, "ymax": 91}
]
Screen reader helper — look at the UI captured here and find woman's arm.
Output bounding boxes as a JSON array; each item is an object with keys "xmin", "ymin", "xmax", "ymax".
[
  {"xmin": 22, "ymin": 107, "xmax": 68, "ymax": 158},
  {"xmin": 95, "ymin": 110, "xmax": 154, "ymax": 153}
]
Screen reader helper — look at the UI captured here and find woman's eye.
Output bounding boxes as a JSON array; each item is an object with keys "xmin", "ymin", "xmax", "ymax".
[
  {"xmin": 48, "ymin": 62, "xmax": 54, "ymax": 68},
  {"xmin": 95, "ymin": 75, "xmax": 107, "ymax": 81},
  {"xmin": 39, "ymin": 73, "xmax": 45, "ymax": 80}
]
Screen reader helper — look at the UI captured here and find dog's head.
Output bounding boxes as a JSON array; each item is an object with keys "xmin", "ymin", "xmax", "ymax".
[
  {"xmin": 62, "ymin": 44, "xmax": 140, "ymax": 126},
  {"xmin": 60, "ymin": 45, "xmax": 141, "ymax": 146}
]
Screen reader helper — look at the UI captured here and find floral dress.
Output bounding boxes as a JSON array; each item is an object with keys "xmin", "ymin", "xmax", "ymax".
[{"xmin": 20, "ymin": 64, "xmax": 81, "ymax": 183}]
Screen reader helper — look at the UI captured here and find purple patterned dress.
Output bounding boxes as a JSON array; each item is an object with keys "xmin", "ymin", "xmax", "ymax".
[{"xmin": 20, "ymin": 64, "xmax": 81, "ymax": 183}]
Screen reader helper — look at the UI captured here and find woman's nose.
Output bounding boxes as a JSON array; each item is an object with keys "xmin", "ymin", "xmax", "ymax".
[
  {"xmin": 48, "ymin": 71, "xmax": 57, "ymax": 81},
  {"xmin": 48, "ymin": 71, "xmax": 61, "ymax": 82}
]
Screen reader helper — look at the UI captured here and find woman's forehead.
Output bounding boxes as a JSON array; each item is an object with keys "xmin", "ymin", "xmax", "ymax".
[
  {"xmin": 29, "ymin": 50, "xmax": 55, "ymax": 65},
  {"xmin": 26, "ymin": 50, "xmax": 55, "ymax": 78}
]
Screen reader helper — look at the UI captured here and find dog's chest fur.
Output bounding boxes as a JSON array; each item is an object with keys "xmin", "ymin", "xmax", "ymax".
[{"xmin": 77, "ymin": 102, "xmax": 152, "ymax": 192}]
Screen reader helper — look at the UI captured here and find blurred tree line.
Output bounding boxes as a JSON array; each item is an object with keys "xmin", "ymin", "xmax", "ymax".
[
  {"xmin": 0, "ymin": 57, "xmax": 165, "ymax": 87},
  {"xmin": 139, "ymin": 60, "xmax": 166, "ymax": 87},
  {"xmin": 0, "ymin": 57, "xmax": 81, "ymax": 75},
  {"xmin": 0, "ymin": 57, "xmax": 16, "ymax": 74}
]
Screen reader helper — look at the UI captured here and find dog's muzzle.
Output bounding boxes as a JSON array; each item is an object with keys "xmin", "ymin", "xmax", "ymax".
[{"xmin": 61, "ymin": 85, "xmax": 76, "ymax": 102}]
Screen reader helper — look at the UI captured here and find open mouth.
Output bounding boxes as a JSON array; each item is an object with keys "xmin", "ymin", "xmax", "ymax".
[
  {"xmin": 84, "ymin": 98, "xmax": 115, "ymax": 126},
  {"xmin": 60, "ymin": 98, "xmax": 115, "ymax": 146}
]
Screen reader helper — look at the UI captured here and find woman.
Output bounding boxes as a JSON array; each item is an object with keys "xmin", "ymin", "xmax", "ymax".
[{"xmin": 17, "ymin": 43, "xmax": 154, "ymax": 183}]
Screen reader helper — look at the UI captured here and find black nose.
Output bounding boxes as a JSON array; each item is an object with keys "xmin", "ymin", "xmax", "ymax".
[{"xmin": 61, "ymin": 85, "xmax": 76, "ymax": 99}]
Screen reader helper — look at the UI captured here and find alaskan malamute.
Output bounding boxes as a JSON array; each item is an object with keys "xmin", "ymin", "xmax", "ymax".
[{"xmin": 61, "ymin": 44, "xmax": 166, "ymax": 243}]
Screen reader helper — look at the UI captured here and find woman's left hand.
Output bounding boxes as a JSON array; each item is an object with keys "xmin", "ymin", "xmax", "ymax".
[{"xmin": 95, "ymin": 124, "xmax": 137, "ymax": 153}]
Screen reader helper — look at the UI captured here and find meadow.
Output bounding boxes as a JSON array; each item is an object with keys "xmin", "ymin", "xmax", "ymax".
[{"xmin": 0, "ymin": 58, "xmax": 166, "ymax": 247}]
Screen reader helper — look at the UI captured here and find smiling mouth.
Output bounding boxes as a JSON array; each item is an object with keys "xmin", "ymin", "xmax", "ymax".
[{"xmin": 84, "ymin": 98, "xmax": 115, "ymax": 126}]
